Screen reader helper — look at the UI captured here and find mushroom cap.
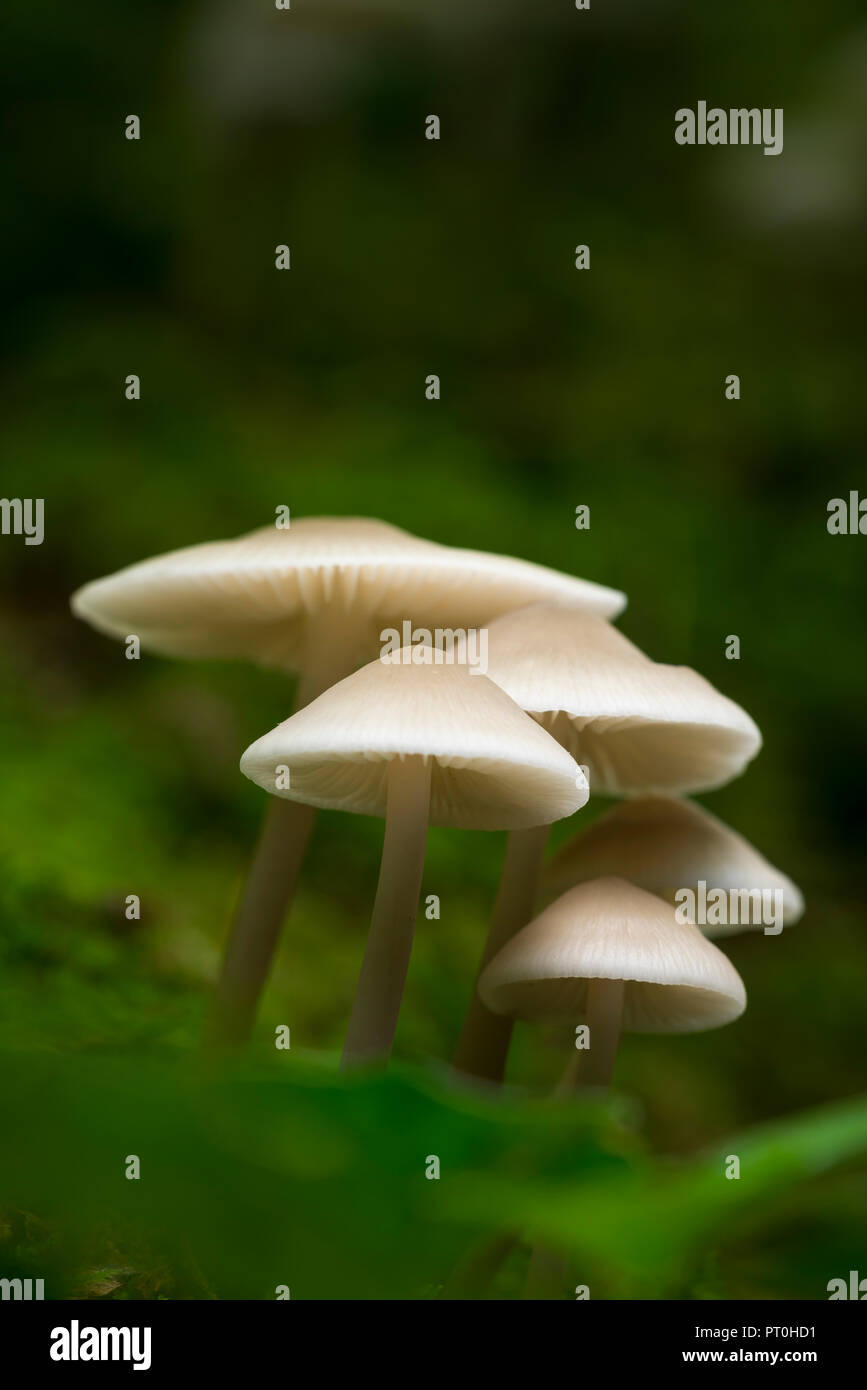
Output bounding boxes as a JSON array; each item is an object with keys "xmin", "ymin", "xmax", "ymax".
[
  {"xmin": 478, "ymin": 876, "xmax": 746, "ymax": 1033},
  {"xmin": 484, "ymin": 604, "xmax": 761, "ymax": 795},
  {"xmin": 70, "ymin": 517, "xmax": 625, "ymax": 667},
  {"xmin": 240, "ymin": 648, "xmax": 589, "ymax": 830},
  {"xmin": 544, "ymin": 796, "xmax": 804, "ymax": 935}
]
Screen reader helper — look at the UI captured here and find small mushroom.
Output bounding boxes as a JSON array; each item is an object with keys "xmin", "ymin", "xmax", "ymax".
[
  {"xmin": 544, "ymin": 796, "xmax": 804, "ymax": 937},
  {"xmin": 72, "ymin": 518, "xmax": 623, "ymax": 1046},
  {"xmin": 240, "ymin": 648, "xmax": 587, "ymax": 1066},
  {"xmin": 454, "ymin": 604, "xmax": 760, "ymax": 1082},
  {"xmin": 478, "ymin": 875, "xmax": 746, "ymax": 1299},
  {"xmin": 478, "ymin": 876, "xmax": 746, "ymax": 1091}
]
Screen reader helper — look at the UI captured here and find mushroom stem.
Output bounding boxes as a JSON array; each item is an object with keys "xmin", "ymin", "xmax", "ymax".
[
  {"xmin": 526, "ymin": 980, "xmax": 625, "ymax": 1299},
  {"xmin": 206, "ymin": 797, "xmax": 316, "ymax": 1049},
  {"xmin": 206, "ymin": 616, "xmax": 358, "ymax": 1050},
  {"xmin": 341, "ymin": 755, "xmax": 433, "ymax": 1066},
  {"xmin": 555, "ymin": 979, "xmax": 625, "ymax": 1093},
  {"xmin": 452, "ymin": 823, "xmax": 550, "ymax": 1083},
  {"xmin": 579, "ymin": 978, "xmax": 625, "ymax": 1090}
]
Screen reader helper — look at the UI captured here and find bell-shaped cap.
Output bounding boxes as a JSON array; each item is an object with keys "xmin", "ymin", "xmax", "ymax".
[
  {"xmin": 544, "ymin": 796, "xmax": 804, "ymax": 936},
  {"xmin": 71, "ymin": 517, "xmax": 625, "ymax": 668},
  {"xmin": 240, "ymin": 648, "xmax": 589, "ymax": 830},
  {"xmin": 478, "ymin": 876, "xmax": 746, "ymax": 1032},
  {"xmin": 484, "ymin": 604, "xmax": 761, "ymax": 794}
]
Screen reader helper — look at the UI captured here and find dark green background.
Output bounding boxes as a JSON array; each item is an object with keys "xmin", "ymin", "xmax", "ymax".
[{"xmin": 0, "ymin": 0, "xmax": 864, "ymax": 1298}]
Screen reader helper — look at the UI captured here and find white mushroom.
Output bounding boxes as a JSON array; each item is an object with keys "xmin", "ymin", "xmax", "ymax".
[
  {"xmin": 72, "ymin": 519, "xmax": 623, "ymax": 1047},
  {"xmin": 454, "ymin": 604, "xmax": 760, "ymax": 1082},
  {"xmin": 71, "ymin": 517, "xmax": 625, "ymax": 670},
  {"xmin": 478, "ymin": 875, "xmax": 747, "ymax": 1300},
  {"xmin": 479, "ymin": 876, "xmax": 747, "ymax": 1087},
  {"xmin": 241, "ymin": 649, "xmax": 587, "ymax": 1065},
  {"xmin": 482, "ymin": 604, "xmax": 761, "ymax": 796},
  {"xmin": 544, "ymin": 796, "xmax": 804, "ymax": 937}
]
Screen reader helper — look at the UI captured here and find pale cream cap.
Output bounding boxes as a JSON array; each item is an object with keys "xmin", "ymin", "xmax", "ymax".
[
  {"xmin": 478, "ymin": 876, "xmax": 747, "ymax": 1032},
  {"xmin": 240, "ymin": 649, "xmax": 589, "ymax": 830},
  {"xmin": 544, "ymin": 796, "xmax": 804, "ymax": 935},
  {"xmin": 484, "ymin": 604, "xmax": 761, "ymax": 794},
  {"xmin": 71, "ymin": 517, "xmax": 625, "ymax": 668}
]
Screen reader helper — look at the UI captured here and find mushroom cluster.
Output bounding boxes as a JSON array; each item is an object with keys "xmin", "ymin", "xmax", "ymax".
[
  {"xmin": 73, "ymin": 517, "xmax": 620, "ymax": 1047},
  {"xmin": 71, "ymin": 517, "xmax": 800, "ymax": 1104}
]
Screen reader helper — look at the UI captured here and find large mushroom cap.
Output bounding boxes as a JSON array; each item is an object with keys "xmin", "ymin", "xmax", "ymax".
[
  {"xmin": 71, "ymin": 517, "xmax": 625, "ymax": 668},
  {"xmin": 478, "ymin": 876, "xmax": 746, "ymax": 1032},
  {"xmin": 240, "ymin": 649, "xmax": 589, "ymax": 830},
  {"xmin": 544, "ymin": 796, "xmax": 804, "ymax": 934},
  {"xmin": 484, "ymin": 604, "xmax": 761, "ymax": 795}
]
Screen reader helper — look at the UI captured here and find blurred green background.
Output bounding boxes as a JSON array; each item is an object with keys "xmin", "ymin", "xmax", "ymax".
[{"xmin": 1, "ymin": 0, "xmax": 865, "ymax": 1298}]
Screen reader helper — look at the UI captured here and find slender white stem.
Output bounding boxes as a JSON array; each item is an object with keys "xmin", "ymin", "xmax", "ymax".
[
  {"xmin": 578, "ymin": 978, "xmax": 625, "ymax": 1090},
  {"xmin": 341, "ymin": 756, "xmax": 432, "ymax": 1066},
  {"xmin": 526, "ymin": 979, "xmax": 626, "ymax": 1298},
  {"xmin": 206, "ymin": 797, "xmax": 316, "ymax": 1049},
  {"xmin": 452, "ymin": 823, "xmax": 549, "ymax": 1083},
  {"xmin": 206, "ymin": 613, "xmax": 359, "ymax": 1050}
]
